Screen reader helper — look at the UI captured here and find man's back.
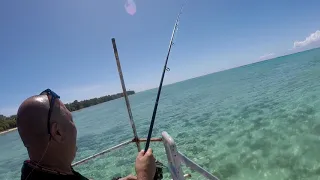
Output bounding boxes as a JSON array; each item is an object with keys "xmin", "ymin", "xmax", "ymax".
[{"xmin": 21, "ymin": 160, "xmax": 88, "ymax": 180}]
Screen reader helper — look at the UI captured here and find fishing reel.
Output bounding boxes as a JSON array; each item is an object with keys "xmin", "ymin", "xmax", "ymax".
[
  {"xmin": 111, "ymin": 160, "xmax": 163, "ymax": 180},
  {"xmin": 154, "ymin": 160, "xmax": 164, "ymax": 180}
]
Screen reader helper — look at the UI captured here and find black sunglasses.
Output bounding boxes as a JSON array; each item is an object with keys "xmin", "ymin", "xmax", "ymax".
[{"xmin": 40, "ymin": 89, "xmax": 60, "ymax": 136}]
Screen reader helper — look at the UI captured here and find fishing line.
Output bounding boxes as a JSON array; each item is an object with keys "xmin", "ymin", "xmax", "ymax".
[{"xmin": 144, "ymin": 0, "xmax": 188, "ymax": 152}]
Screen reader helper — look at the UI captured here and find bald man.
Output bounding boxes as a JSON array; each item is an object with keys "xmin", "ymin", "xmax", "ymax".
[{"xmin": 17, "ymin": 89, "xmax": 156, "ymax": 180}]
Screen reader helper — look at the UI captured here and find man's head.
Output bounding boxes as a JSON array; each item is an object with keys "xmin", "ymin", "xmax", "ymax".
[{"xmin": 17, "ymin": 90, "xmax": 77, "ymax": 167}]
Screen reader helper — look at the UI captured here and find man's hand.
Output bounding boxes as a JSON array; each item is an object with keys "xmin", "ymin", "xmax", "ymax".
[{"xmin": 135, "ymin": 148, "xmax": 156, "ymax": 180}]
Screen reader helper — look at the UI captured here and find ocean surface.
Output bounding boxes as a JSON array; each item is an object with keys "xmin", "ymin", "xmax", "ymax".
[{"xmin": 1, "ymin": 48, "xmax": 320, "ymax": 180}]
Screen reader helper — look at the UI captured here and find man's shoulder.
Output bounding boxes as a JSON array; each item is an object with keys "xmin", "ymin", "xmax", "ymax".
[{"xmin": 21, "ymin": 160, "xmax": 89, "ymax": 180}]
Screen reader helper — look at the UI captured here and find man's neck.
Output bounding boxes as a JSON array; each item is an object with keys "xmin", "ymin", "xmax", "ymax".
[
  {"xmin": 28, "ymin": 144, "xmax": 73, "ymax": 175},
  {"xmin": 29, "ymin": 157, "xmax": 73, "ymax": 175}
]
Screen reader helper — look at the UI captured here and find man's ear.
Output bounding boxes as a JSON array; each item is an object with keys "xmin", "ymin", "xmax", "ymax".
[{"xmin": 51, "ymin": 122, "xmax": 63, "ymax": 143}]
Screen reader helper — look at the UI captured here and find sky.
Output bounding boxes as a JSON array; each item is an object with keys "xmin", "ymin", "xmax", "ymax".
[{"xmin": 1, "ymin": 0, "xmax": 320, "ymax": 116}]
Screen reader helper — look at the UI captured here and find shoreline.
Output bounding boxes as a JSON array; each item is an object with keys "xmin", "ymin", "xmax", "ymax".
[{"xmin": 0, "ymin": 127, "xmax": 18, "ymax": 135}]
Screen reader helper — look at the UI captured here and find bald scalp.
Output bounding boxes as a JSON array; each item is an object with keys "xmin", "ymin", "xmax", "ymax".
[
  {"xmin": 17, "ymin": 95, "xmax": 51, "ymax": 147},
  {"xmin": 17, "ymin": 95, "xmax": 73, "ymax": 147},
  {"xmin": 17, "ymin": 94, "xmax": 78, "ymax": 171}
]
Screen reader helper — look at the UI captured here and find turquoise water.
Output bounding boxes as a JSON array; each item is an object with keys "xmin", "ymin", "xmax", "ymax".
[{"xmin": 1, "ymin": 48, "xmax": 320, "ymax": 180}]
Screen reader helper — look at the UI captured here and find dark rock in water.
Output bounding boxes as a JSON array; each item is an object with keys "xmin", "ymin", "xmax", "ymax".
[
  {"xmin": 189, "ymin": 145, "xmax": 206, "ymax": 155},
  {"xmin": 261, "ymin": 148, "xmax": 270, "ymax": 158},
  {"xmin": 176, "ymin": 132, "xmax": 189, "ymax": 138},
  {"xmin": 239, "ymin": 152, "xmax": 247, "ymax": 161},
  {"xmin": 213, "ymin": 163, "xmax": 239, "ymax": 179},
  {"xmin": 241, "ymin": 154, "xmax": 261, "ymax": 170},
  {"xmin": 213, "ymin": 152, "xmax": 228, "ymax": 162},
  {"xmin": 297, "ymin": 104, "xmax": 315, "ymax": 115},
  {"xmin": 246, "ymin": 132, "xmax": 253, "ymax": 139},
  {"xmin": 207, "ymin": 139, "xmax": 216, "ymax": 146},
  {"xmin": 214, "ymin": 127, "xmax": 224, "ymax": 134},
  {"xmin": 247, "ymin": 157, "xmax": 262, "ymax": 170},
  {"xmin": 182, "ymin": 119, "xmax": 194, "ymax": 128},
  {"xmin": 248, "ymin": 138, "xmax": 272, "ymax": 152},
  {"xmin": 252, "ymin": 117, "xmax": 270, "ymax": 129},
  {"xmin": 115, "ymin": 158, "xmax": 133, "ymax": 167},
  {"xmin": 226, "ymin": 139, "xmax": 238, "ymax": 148},
  {"xmin": 314, "ymin": 167, "xmax": 320, "ymax": 175},
  {"xmin": 312, "ymin": 124, "xmax": 320, "ymax": 135},
  {"xmin": 269, "ymin": 152, "xmax": 298, "ymax": 170},
  {"xmin": 203, "ymin": 162, "xmax": 211, "ymax": 169},
  {"xmin": 287, "ymin": 167, "xmax": 312, "ymax": 180},
  {"xmin": 180, "ymin": 137, "xmax": 197, "ymax": 145},
  {"xmin": 280, "ymin": 143, "xmax": 291, "ymax": 151},
  {"xmin": 190, "ymin": 115, "xmax": 201, "ymax": 121}
]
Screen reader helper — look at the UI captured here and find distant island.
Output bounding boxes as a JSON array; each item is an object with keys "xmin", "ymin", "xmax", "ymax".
[{"xmin": 0, "ymin": 91, "xmax": 135, "ymax": 133}]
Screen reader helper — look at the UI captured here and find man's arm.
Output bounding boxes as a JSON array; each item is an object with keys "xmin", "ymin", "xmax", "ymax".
[
  {"xmin": 111, "ymin": 148, "xmax": 156, "ymax": 180},
  {"xmin": 135, "ymin": 148, "xmax": 156, "ymax": 180}
]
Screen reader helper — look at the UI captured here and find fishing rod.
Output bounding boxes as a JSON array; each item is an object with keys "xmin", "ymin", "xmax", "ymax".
[{"xmin": 144, "ymin": 1, "xmax": 187, "ymax": 152}]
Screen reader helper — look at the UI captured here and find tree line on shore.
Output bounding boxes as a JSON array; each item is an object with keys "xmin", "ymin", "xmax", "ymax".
[{"xmin": 0, "ymin": 91, "xmax": 135, "ymax": 132}]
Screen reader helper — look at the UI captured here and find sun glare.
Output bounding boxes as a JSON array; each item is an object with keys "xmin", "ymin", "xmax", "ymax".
[{"xmin": 125, "ymin": 0, "xmax": 136, "ymax": 16}]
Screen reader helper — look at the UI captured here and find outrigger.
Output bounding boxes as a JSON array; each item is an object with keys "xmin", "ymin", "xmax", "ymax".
[{"xmin": 72, "ymin": 3, "xmax": 220, "ymax": 180}]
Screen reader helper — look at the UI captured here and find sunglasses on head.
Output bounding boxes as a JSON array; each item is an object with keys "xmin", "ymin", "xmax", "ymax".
[{"xmin": 40, "ymin": 89, "xmax": 60, "ymax": 136}]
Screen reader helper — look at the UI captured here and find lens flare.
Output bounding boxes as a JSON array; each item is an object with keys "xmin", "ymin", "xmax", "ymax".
[{"xmin": 125, "ymin": 0, "xmax": 136, "ymax": 15}]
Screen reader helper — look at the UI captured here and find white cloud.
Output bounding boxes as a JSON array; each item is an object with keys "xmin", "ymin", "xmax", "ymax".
[
  {"xmin": 259, "ymin": 53, "xmax": 275, "ymax": 61},
  {"xmin": 293, "ymin": 30, "xmax": 320, "ymax": 49}
]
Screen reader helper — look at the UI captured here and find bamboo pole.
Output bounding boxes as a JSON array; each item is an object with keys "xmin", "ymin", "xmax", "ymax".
[{"xmin": 111, "ymin": 38, "xmax": 141, "ymax": 152}]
